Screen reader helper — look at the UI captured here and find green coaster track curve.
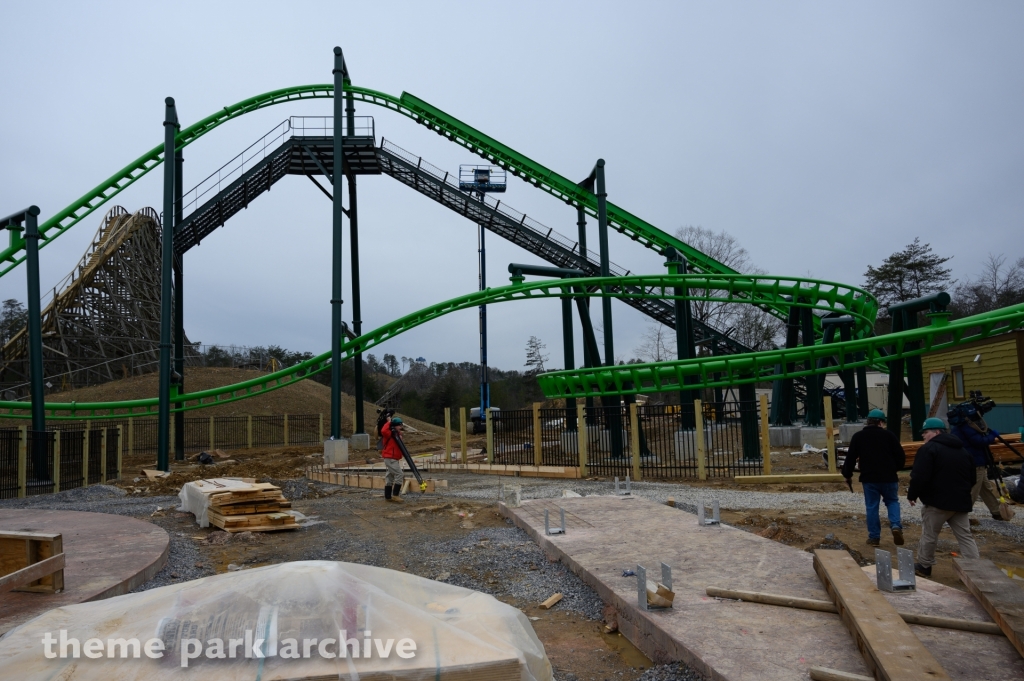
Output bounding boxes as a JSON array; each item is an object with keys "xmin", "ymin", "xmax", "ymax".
[
  {"xmin": 2, "ymin": 83, "xmax": 1020, "ymax": 421},
  {"xmin": 1, "ymin": 273, "xmax": 873, "ymax": 419}
]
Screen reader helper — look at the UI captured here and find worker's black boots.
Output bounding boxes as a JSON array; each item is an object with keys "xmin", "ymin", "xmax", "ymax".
[
  {"xmin": 384, "ymin": 485, "xmax": 392, "ymax": 501},
  {"xmin": 392, "ymin": 484, "xmax": 404, "ymax": 503}
]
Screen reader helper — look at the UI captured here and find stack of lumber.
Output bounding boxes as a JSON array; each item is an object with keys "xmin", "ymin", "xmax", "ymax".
[
  {"xmin": 901, "ymin": 431, "xmax": 1021, "ymax": 468},
  {"xmin": 204, "ymin": 482, "xmax": 297, "ymax": 533}
]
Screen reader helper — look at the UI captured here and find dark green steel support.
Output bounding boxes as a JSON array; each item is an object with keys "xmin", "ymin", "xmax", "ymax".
[
  {"xmin": 346, "ymin": 85, "xmax": 364, "ymax": 436},
  {"xmin": 738, "ymin": 378, "xmax": 759, "ymax": 460},
  {"xmin": 330, "ymin": 47, "xmax": 347, "ymax": 439},
  {"xmin": 591, "ymin": 160, "xmax": 623, "ymax": 457},
  {"xmin": 664, "ymin": 248, "xmax": 697, "ymax": 426},
  {"xmin": 770, "ymin": 299, "xmax": 800, "ymax": 425},
  {"xmin": 575, "ymin": 207, "xmax": 595, "ymax": 415},
  {"xmin": 835, "ymin": 319, "xmax": 860, "ymax": 419},
  {"xmin": 2, "ymin": 206, "xmax": 46, "ymax": 479},
  {"xmin": 157, "ymin": 97, "xmax": 178, "ymax": 472},
  {"xmin": 561, "ymin": 296, "xmax": 576, "ymax": 430},
  {"xmin": 801, "ymin": 304, "xmax": 821, "ymax": 427},
  {"xmin": 886, "ymin": 293, "xmax": 950, "ymax": 441},
  {"xmin": 855, "ymin": 355, "xmax": 869, "ymax": 417},
  {"xmin": 173, "ymin": 146, "xmax": 184, "ymax": 461}
]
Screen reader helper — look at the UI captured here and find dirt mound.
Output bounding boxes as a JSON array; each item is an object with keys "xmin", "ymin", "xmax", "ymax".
[
  {"xmin": 755, "ymin": 523, "xmax": 806, "ymax": 544},
  {"xmin": 3, "ymin": 367, "xmax": 442, "ymax": 435}
]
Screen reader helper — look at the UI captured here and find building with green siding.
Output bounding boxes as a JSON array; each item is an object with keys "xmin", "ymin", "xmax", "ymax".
[{"xmin": 921, "ymin": 330, "xmax": 1024, "ymax": 433}]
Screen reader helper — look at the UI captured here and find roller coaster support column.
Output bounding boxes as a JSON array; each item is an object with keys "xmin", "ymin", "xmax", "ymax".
[
  {"xmin": 822, "ymin": 316, "xmax": 859, "ymax": 423},
  {"xmin": 157, "ymin": 97, "xmax": 178, "ymax": 472},
  {"xmin": 575, "ymin": 206, "xmax": 595, "ymax": 417},
  {"xmin": 770, "ymin": 298, "xmax": 800, "ymax": 426},
  {"xmin": 664, "ymin": 248, "xmax": 697, "ymax": 426},
  {"xmin": 346, "ymin": 87, "xmax": 366, "ymax": 443},
  {"xmin": 2, "ymin": 206, "xmax": 46, "ymax": 480},
  {"xmin": 510, "ymin": 264, "xmax": 583, "ymax": 431},
  {"xmin": 885, "ymin": 292, "xmax": 949, "ymax": 441},
  {"xmin": 173, "ymin": 145, "xmax": 184, "ymax": 461},
  {"xmin": 801, "ymin": 304, "xmax": 821, "ymax": 427},
  {"xmin": 584, "ymin": 160, "xmax": 623, "ymax": 456},
  {"xmin": 330, "ymin": 47, "xmax": 348, "ymax": 440}
]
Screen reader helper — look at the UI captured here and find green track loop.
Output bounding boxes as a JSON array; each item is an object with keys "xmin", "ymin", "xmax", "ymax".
[
  {"xmin": 2, "ymin": 82, "xmax": 1019, "ymax": 420},
  {"xmin": 0, "ymin": 274, "xmax": 875, "ymax": 419}
]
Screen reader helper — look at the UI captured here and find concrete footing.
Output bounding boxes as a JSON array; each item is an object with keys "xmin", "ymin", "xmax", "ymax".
[
  {"xmin": 839, "ymin": 422, "xmax": 865, "ymax": 443},
  {"xmin": 350, "ymin": 433, "xmax": 370, "ymax": 451},
  {"xmin": 801, "ymin": 427, "xmax": 828, "ymax": 449},
  {"xmin": 673, "ymin": 428, "xmax": 712, "ymax": 461},
  {"xmin": 323, "ymin": 438, "xmax": 349, "ymax": 465},
  {"xmin": 768, "ymin": 426, "xmax": 802, "ymax": 448}
]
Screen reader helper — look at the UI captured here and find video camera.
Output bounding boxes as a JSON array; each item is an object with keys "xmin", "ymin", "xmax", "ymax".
[{"xmin": 947, "ymin": 390, "xmax": 996, "ymax": 428}]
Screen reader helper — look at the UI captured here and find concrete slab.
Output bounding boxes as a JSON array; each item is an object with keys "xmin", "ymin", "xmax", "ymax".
[
  {"xmin": 769, "ymin": 426, "xmax": 802, "ymax": 448},
  {"xmin": 501, "ymin": 496, "xmax": 1024, "ymax": 681},
  {"xmin": 0, "ymin": 509, "xmax": 169, "ymax": 635},
  {"xmin": 350, "ymin": 433, "xmax": 371, "ymax": 451},
  {"xmin": 801, "ymin": 426, "xmax": 829, "ymax": 448},
  {"xmin": 839, "ymin": 423, "xmax": 866, "ymax": 443}
]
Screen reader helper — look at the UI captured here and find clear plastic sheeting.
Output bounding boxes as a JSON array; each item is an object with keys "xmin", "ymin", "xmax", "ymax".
[
  {"xmin": 177, "ymin": 478, "xmax": 259, "ymax": 528},
  {"xmin": 0, "ymin": 560, "xmax": 552, "ymax": 681}
]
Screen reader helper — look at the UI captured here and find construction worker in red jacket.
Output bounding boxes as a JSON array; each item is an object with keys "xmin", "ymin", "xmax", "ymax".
[{"xmin": 380, "ymin": 417, "xmax": 405, "ymax": 502}]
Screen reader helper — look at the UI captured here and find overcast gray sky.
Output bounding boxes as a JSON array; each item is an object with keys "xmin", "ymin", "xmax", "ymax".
[{"xmin": 2, "ymin": 1, "xmax": 1022, "ymax": 376}]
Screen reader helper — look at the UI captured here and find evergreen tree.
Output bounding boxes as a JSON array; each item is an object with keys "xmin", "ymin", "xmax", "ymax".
[{"xmin": 863, "ymin": 238, "xmax": 954, "ymax": 309}]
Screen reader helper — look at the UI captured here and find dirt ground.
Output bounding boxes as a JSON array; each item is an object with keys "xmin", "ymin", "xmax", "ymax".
[{"xmin": 104, "ymin": 438, "xmax": 1024, "ymax": 679}]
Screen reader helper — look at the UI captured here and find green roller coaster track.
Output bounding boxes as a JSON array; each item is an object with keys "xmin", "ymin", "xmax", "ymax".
[{"xmin": 2, "ymin": 83, "xmax": 1022, "ymax": 420}]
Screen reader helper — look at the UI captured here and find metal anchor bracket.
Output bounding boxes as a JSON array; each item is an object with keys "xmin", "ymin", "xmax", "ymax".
[
  {"xmin": 636, "ymin": 562, "xmax": 673, "ymax": 611},
  {"xmin": 545, "ymin": 507, "xmax": 566, "ymax": 535},
  {"xmin": 697, "ymin": 498, "xmax": 720, "ymax": 527},
  {"xmin": 875, "ymin": 547, "xmax": 916, "ymax": 592}
]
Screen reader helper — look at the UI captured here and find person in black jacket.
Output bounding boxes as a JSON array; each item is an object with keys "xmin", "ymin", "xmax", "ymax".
[
  {"xmin": 907, "ymin": 418, "xmax": 979, "ymax": 577},
  {"xmin": 842, "ymin": 409, "xmax": 906, "ymax": 547}
]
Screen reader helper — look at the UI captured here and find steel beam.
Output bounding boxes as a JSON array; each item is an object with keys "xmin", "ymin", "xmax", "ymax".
[
  {"xmin": 173, "ymin": 146, "xmax": 184, "ymax": 460},
  {"xmin": 157, "ymin": 97, "xmax": 178, "ymax": 472},
  {"xmin": 330, "ymin": 47, "xmax": 347, "ymax": 439}
]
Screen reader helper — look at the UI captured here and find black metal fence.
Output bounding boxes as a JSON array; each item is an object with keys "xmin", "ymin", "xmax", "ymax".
[
  {"xmin": 0, "ymin": 426, "xmax": 123, "ymax": 500},
  {"xmin": 487, "ymin": 401, "xmax": 764, "ymax": 479}
]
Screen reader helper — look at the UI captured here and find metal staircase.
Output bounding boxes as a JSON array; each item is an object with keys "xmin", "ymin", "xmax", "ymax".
[{"xmin": 172, "ymin": 120, "xmax": 753, "ymax": 356}]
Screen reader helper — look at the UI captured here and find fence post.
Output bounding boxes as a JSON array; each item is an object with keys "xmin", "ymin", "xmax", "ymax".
[
  {"xmin": 823, "ymin": 395, "xmax": 837, "ymax": 473},
  {"xmin": 576, "ymin": 403, "xmax": 587, "ymax": 477},
  {"xmin": 694, "ymin": 399, "xmax": 707, "ymax": 481},
  {"xmin": 759, "ymin": 394, "xmax": 772, "ymax": 475},
  {"xmin": 629, "ymin": 402, "xmax": 641, "ymax": 481},
  {"xmin": 247, "ymin": 415, "xmax": 253, "ymax": 449},
  {"xmin": 532, "ymin": 403, "xmax": 542, "ymax": 467},
  {"xmin": 117, "ymin": 425, "xmax": 123, "ymax": 480},
  {"xmin": 101, "ymin": 429, "xmax": 108, "ymax": 483},
  {"xmin": 53, "ymin": 431, "xmax": 61, "ymax": 493},
  {"xmin": 485, "ymin": 408, "xmax": 493, "ymax": 464},
  {"xmin": 128, "ymin": 418, "xmax": 134, "ymax": 458},
  {"xmin": 460, "ymin": 407, "xmax": 468, "ymax": 465},
  {"xmin": 444, "ymin": 408, "xmax": 451, "ymax": 460},
  {"xmin": 83, "ymin": 425, "xmax": 90, "ymax": 486},
  {"xmin": 319, "ymin": 413, "xmax": 324, "ymax": 443},
  {"xmin": 284, "ymin": 414, "xmax": 289, "ymax": 447},
  {"xmin": 18, "ymin": 426, "xmax": 26, "ymax": 498}
]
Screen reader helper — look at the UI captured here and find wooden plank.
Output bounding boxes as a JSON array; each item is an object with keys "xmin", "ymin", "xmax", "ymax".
[
  {"xmin": 759, "ymin": 394, "xmax": 772, "ymax": 475},
  {"xmin": 809, "ymin": 667, "xmax": 874, "ymax": 681},
  {"xmin": 735, "ymin": 473, "xmax": 846, "ymax": 484},
  {"xmin": 694, "ymin": 399, "xmax": 707, "ymax": 480},
  {"xmin": 0, "ymin": 553, "xmax": 65, "ymax": 594},
  {"xmin": 824, "ymin": 396, "xmax": 837, "ymax": 473},
  {"xmin": 813, "ymin": 549, "xmax": 951, "ymax": 681},
  {"xmin": 706, "ymin": 586, "xmax": 1003, "ymax": 634},
  {"xmin": 954, "ymin": 558, "xmax": 1024, "ymax": 658}
]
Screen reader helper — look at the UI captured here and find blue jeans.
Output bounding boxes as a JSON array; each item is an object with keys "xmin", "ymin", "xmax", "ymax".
[{"xmin": 863, "ymin": 482, "xmax": 902, "ymax": 539}]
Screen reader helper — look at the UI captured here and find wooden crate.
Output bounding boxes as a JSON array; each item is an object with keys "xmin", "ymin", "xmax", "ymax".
[{"xmin": 0, "ymin": 531, "xmax": 65, "ymax": 594}]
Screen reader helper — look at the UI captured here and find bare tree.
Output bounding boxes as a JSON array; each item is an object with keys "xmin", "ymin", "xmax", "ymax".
[
  {"xmin": 951, "ymin": 253, "xmax": 1024, "ymax": 317},
  {"xmin": 634, "ymin": 324, "xmax": 676, "ymax": 363},
  {"xmin": 524, "ymin": 336, "xmax": 549, "ymax": 374}
]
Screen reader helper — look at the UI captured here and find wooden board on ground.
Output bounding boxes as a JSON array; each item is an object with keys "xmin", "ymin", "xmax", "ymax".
[
  {"xmin": 954, "ymin": 558, "xmax": 1024, "ymax": 658},
  {"xmin": 306, "ymin": 468, "xmax": 442, "ymax": 492},
  {"xmin": 0, "ymin": 530, "xmax": 64, "ymax": 593},
  {"xmin": 813, "ymin": 549, "xmax": 951, "ymax": 681},
  {"xmin": 735, "ymin": 473, "xmax": 846, "ymax": 484},
  {"xmin": 207, "ymin": 509, "xmax": 298, "ymax": 533}
]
